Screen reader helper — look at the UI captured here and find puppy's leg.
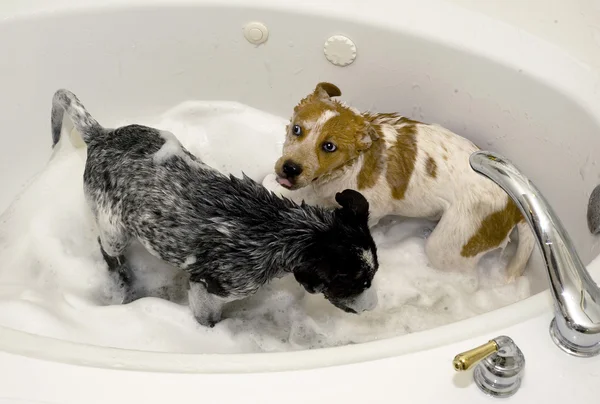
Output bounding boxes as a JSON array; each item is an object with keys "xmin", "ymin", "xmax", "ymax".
[
  {"xmin": 188, "ymin": 280, "xmax": 236, "ymax": 327},
  {"xmin": 425, "ymin": 207, "xmax": 482, "ymax": 272},
  {"xmin": 94, "ymin": 208, "xmax": 135, "ymax": 302},
  {"xmin": 97, "ymin": 237, "xmax": 137, "ymax": 304},
  {"xmin": 97, "ymin": 214, "xmax": 130, "ymax": 258}
]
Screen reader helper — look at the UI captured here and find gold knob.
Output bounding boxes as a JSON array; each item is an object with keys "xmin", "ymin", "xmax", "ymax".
[{"xmin": 453, "ymin": 340, "xmax": 499, "ymax": 371}]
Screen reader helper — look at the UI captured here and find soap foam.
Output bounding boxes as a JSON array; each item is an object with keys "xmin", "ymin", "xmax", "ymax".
[{"xmin": 0, "ymin": 101, "xmax": 531, "ymax": 353}]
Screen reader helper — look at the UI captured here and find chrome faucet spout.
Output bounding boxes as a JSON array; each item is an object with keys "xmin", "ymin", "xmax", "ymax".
[{"xmin": 469, "ymin": 150, "xmax": 600, "ymax": 357}]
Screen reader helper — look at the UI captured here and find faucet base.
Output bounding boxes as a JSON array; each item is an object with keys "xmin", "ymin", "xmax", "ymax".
[
  {"xmin": 474, "ymin": 366, "xmax": 521, "ymax": 398},
  {"xmin": 472, "ymin": 337, "xmax": 525, "ymax": 398},
  {"xmin": 550, "ymin": 318, "xmax": 600, "ymax": 358}
]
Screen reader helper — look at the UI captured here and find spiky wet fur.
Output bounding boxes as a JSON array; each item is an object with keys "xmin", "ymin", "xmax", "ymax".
[{"xmin": 50, "ymin": 89, "xmax": 379, "ymax": 327}]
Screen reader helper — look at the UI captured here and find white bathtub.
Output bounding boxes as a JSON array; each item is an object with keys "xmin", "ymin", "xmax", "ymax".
[{"xmin": 1, "ymin": 0, "xmax": 599, "ymax": 402}]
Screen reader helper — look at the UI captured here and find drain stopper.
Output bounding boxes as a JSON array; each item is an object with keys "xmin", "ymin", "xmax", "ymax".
[
  {"xmin": 324, "ymin": 35, "xmax": 357, "ymax": 67},
  {"xmin": 243, "ymin": 22, "xmax": 269, "ymax": 45}
]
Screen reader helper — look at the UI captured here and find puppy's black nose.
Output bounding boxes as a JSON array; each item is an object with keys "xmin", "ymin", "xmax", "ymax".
[{"xmin": 282, "ymin": 161, "xmax": 303, "ymax": 177}]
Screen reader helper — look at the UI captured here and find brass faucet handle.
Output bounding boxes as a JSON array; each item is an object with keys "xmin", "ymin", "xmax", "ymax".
[
  {"xmin": 453, "ymin": 340, "xmax": 499, "ymax": 371},
  {"xmin": 452, "ymin": 336, "xmax": 525, "ymax": 398}
]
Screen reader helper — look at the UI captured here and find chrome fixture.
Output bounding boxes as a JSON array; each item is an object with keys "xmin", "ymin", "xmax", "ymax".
[
  {"xmin": 453, "ymin": 335, "xmax": 525, "ymax": 398},
  {"xmin": 470, "ymin": 151, "xmax": 600, "ymax": 357}
]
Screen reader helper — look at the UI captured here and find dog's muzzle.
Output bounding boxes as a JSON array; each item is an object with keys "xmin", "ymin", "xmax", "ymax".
[
  {"xmin": 329, "ymin": 288, "xmax": 378, "ymax": 314},
  {"xmin": 277, "ymin": 160, "xmax": 304, "ymax": 189}
]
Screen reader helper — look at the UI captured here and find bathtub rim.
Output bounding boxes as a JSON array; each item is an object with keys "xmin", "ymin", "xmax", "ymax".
[{"xmin": 0, "ymin": 285, "xmax": 553, "ymax": 374}]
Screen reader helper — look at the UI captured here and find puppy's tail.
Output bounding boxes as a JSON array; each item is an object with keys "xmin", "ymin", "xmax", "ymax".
[
  {"xmin": 506, "ymin": 221, "xmax": 535, "ymax": 282},
  {"xmin": 51, "ymin": 89, "xmax": 103, "ymax": 148}
]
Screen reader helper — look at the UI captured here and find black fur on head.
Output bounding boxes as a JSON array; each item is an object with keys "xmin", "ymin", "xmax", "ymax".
[
  {"xmin": 293, "ymin": 189, "xmax": 378, "ymax": 312},
  {"xmin": 334, "ymin": 189, "xmax": 370, "ymax": 221}
]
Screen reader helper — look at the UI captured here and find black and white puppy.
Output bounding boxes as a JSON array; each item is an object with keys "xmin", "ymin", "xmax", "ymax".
[{"xmin": 51, "ymin": 89, "xmax": 379, "ymax": 327}]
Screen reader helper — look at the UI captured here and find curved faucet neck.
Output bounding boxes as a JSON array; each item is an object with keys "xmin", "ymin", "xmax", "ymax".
[{"xmin": 469, "ymin": 151, "xmax": 600, "ymax": 357}]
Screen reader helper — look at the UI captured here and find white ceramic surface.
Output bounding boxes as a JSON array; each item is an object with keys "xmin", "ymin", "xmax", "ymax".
[{"xmin": 0, "ymin": 0, "xmax": 599, "ymax": 402}]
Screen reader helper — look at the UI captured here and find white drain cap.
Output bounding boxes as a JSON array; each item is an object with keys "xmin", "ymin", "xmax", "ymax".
[
  {"xmin": 324, "ymin": 35, "xmax": 357, "ymax": 66},
  {"xmin": 243, "ymin": 22, "xmax": 269, "ymax": 45}
]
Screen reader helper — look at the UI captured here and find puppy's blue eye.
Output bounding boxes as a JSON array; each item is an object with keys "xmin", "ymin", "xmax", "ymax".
[
  {"xmin": 322, "ymin": 142, "xmax": 337, "ymax": 152},
  {"xmin": 292, "ymin": 125, "xmax": 302, "ymax": 136}
]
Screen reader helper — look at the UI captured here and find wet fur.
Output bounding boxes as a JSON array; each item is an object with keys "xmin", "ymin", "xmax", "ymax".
[
  {"xmin": 267, "ymin": 82, "xmax": 535, "ymax": 281},
  {"xmin": 51, "ymin": 89, "xmax": 379, "ymax": 327}
]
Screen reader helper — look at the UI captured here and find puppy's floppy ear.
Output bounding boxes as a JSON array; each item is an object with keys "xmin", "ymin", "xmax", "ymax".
[
  {"xmin": 313, "ymin": 82, "xmax": 342, "ymax": 100},
  {"xmin": 335, "ymin": 189, "xmax": 370, "ymax": 219},
  {"xmin": 357, "ymin": 124, "xmax": 380, "ymax": 151}
]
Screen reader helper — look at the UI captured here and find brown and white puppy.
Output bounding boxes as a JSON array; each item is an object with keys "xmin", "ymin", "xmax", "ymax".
[{"xmin": 263, "ymin": 82, "xmax": 534, "ymax": 281}]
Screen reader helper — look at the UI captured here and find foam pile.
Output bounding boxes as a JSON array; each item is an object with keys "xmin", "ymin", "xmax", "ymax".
[{"xmin": 0, "ymin": 101, "xmax": 531, "ymax": 353}]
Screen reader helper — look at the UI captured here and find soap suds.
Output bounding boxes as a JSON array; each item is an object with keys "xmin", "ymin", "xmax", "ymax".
[{"xmin": 0, "ymin": 101, "xmax": 531, "ymax": 353}]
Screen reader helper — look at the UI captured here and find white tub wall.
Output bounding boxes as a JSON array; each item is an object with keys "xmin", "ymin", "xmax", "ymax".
[
  {"xmin": 2, "ymin": 0, "xmax": 600, "ymax": 68},
  {"xmin": 451, "ymin": 0, "xmax": 600, "ymax": 70}
]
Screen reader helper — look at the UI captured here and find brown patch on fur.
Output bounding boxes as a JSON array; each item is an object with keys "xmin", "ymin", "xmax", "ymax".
[
  {"xmin": 313, "ymin": 106, "xmax": 370, "ymax": 179},
  {"xmin": 293, "ymin": 99, "xmax": 335, "ymax": 123},
  {"xmin": 365, "ymin": 113, "xmax": 423, "ymax": 127},
  {"xmin": 357, "ymin": 137, "xmax": 385, "ymax": 190},
  {"xmin": 373, "ymin": 112, "xmax": 401, "ymax": 122},
  {"xmin": 292, "ymin": 83, "xmax": 342, "ymax": 122},
  {"xmin": 461, "ymin": 200, "xmax": 524, "ymax": 257},
  {"xmin": 386, "ymin": 125, "xmax": 418, "ymax": 200},
  {"xmin": 283, "ymin": 84, "xmax": 384, "ymax": 186},
  {"xmin": 398, "ymin": 117, "xmax": 422, "ymax": 125},
  {"xmin": 443, "ymin": 154, "xmax": 448, "ymax": 161},
  {"xmin": 425, "ymin": 155, "xmax": 437, "ymax": 178}
]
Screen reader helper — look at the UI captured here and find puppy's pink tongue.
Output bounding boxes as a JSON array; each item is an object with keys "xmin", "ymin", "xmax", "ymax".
[{"xmin": 276, "ymin": 177, "xmax": 293, "ymax": 188}]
